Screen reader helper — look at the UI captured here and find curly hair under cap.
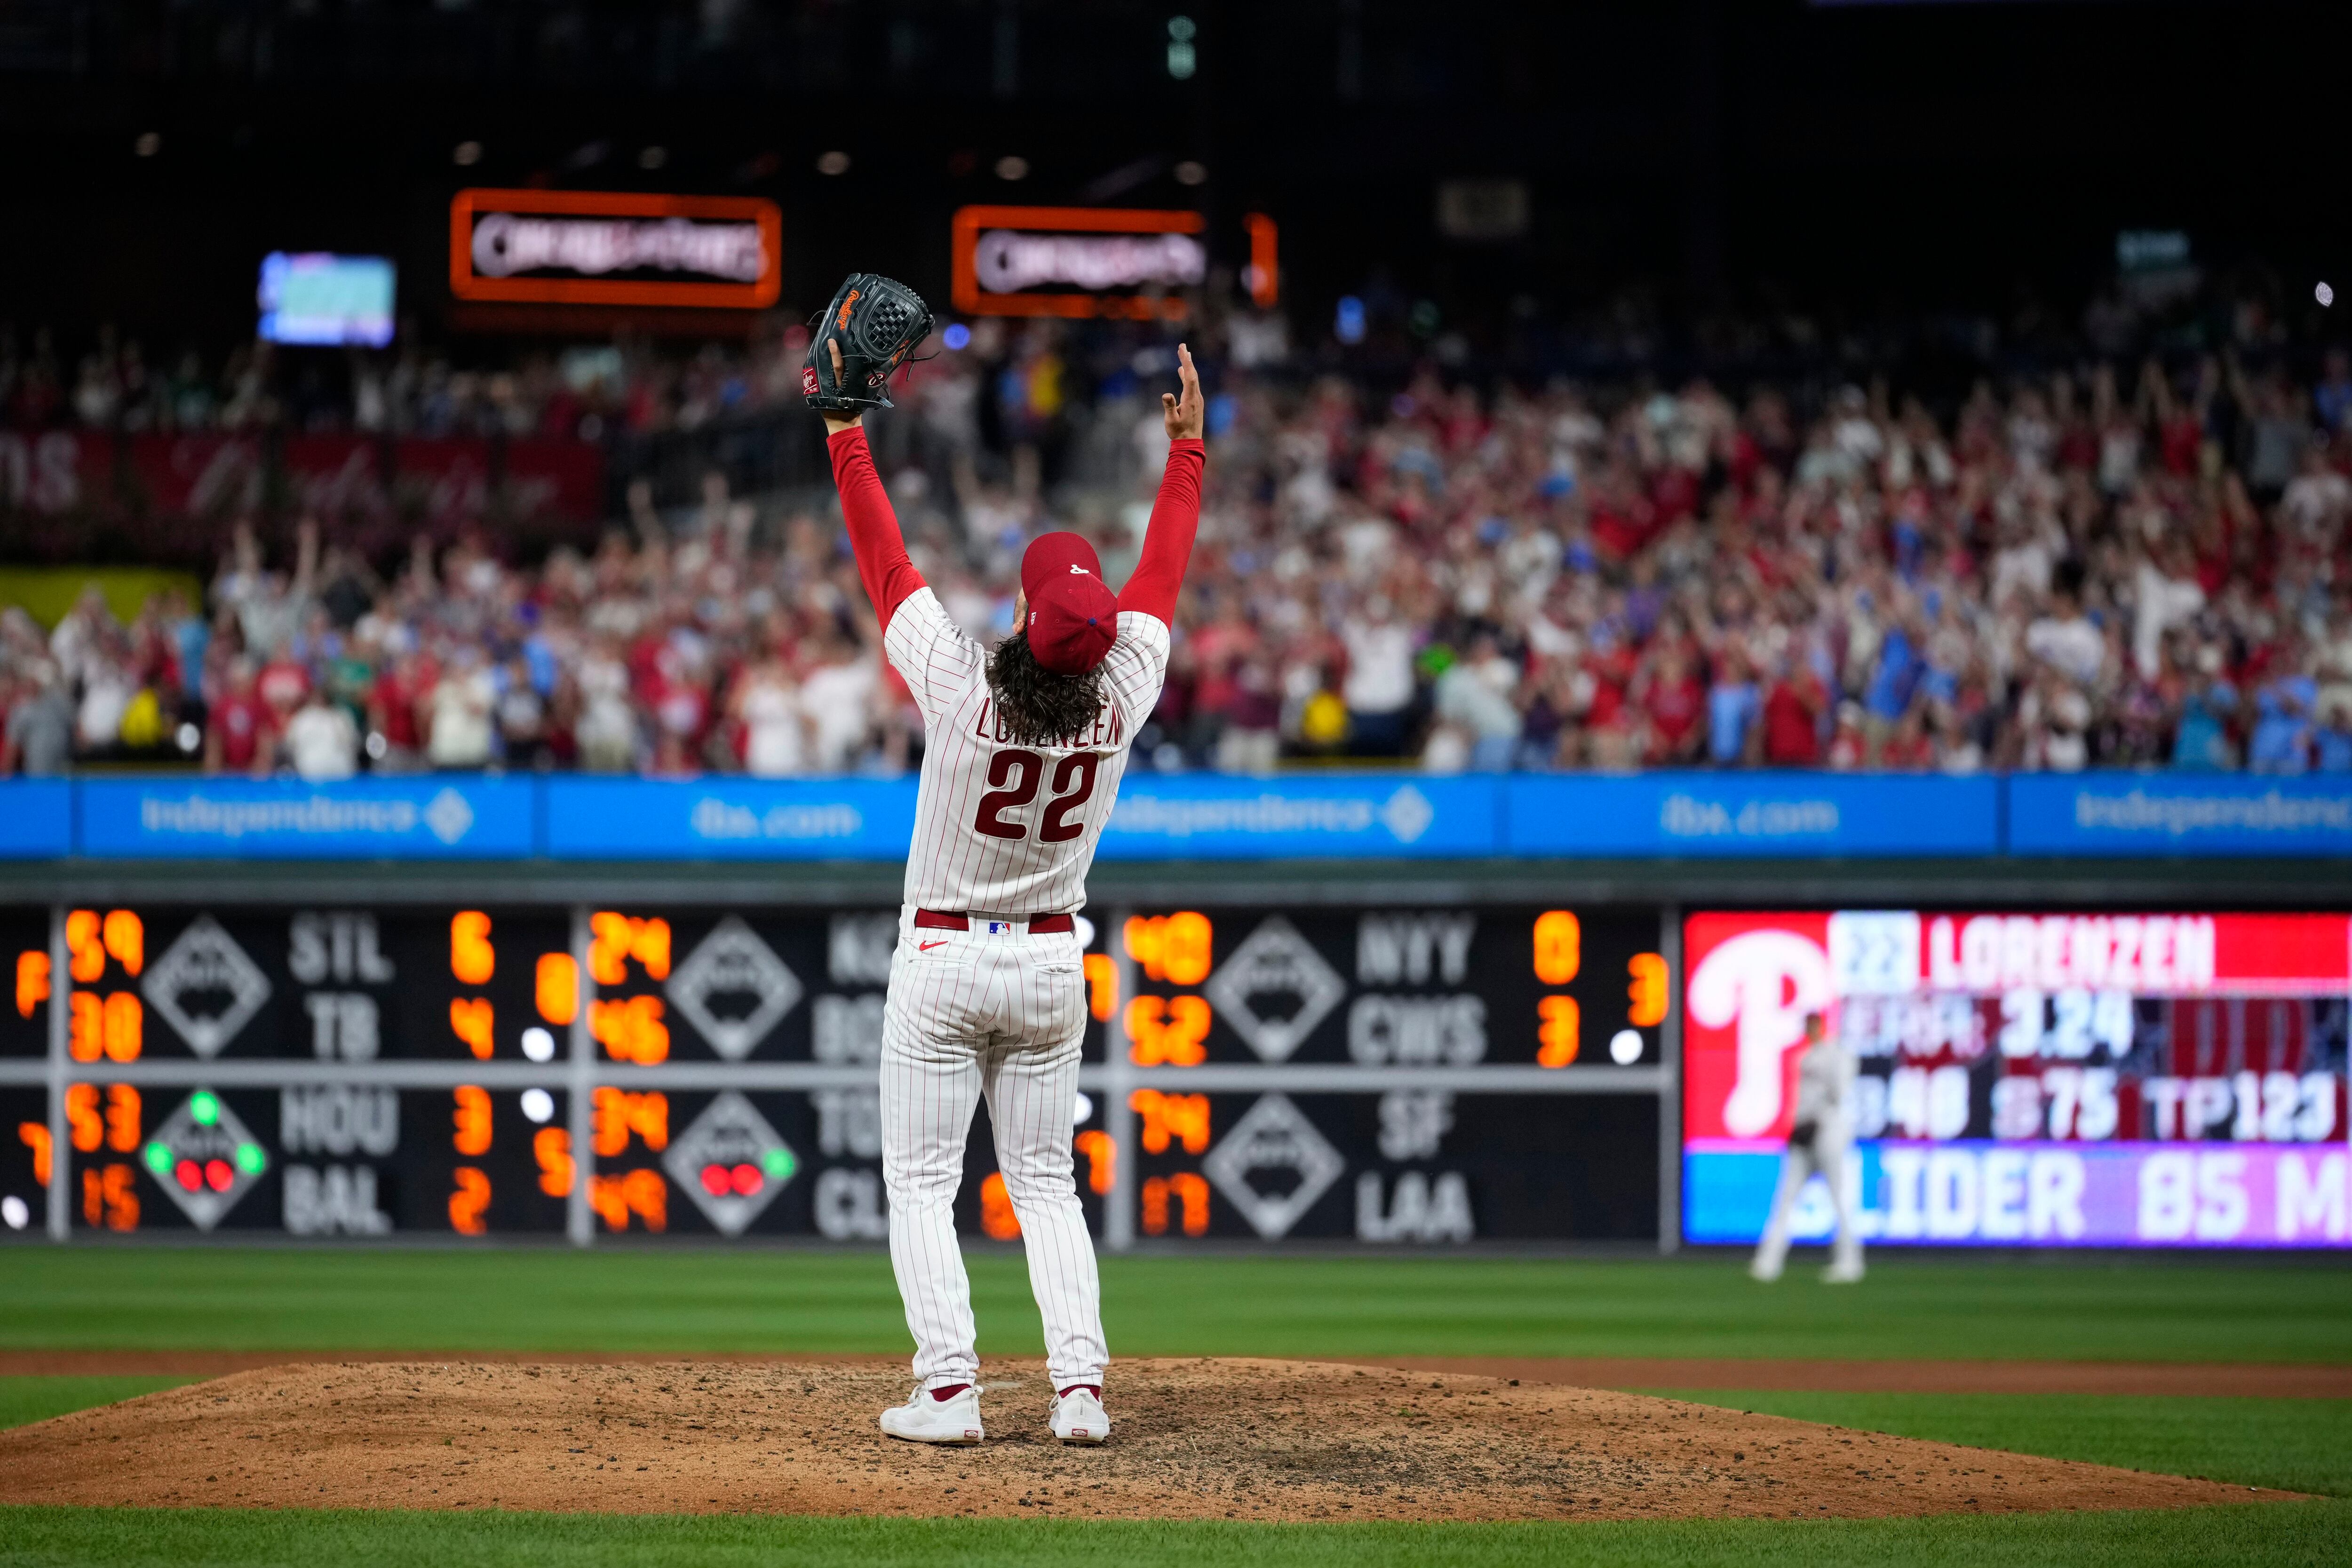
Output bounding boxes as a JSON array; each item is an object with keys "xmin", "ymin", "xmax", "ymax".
[{"xmin": 987, "ymin": 631, "xmax": 1107, "ymax": 746}]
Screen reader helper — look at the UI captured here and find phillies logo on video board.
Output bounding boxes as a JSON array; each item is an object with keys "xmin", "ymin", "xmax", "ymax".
[{"xmin": 1680, "ymin": 909, "xmax": 2352, "ymax": 1144}]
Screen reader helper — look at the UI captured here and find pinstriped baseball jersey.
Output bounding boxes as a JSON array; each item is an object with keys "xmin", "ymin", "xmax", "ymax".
[{"xmin": 885, "ymin": 588, "xmax": 1171, "ymax": 915}]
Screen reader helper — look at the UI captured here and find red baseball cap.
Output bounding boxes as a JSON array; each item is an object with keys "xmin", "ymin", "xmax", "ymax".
[{"xmin": 1021, "ymin": 532, "xmax": 1119, "ymax": 676}]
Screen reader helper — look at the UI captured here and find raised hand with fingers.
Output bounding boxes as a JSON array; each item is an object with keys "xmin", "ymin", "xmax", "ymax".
[{"xmin": 1162, "ymin": 342, "xmax": 1205, "ymax": 441}]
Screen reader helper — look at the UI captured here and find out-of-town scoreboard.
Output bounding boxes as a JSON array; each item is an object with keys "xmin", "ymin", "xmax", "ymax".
[{"xmin": 0, "ymin": 904, "xmax": 1669, "ymax": 1245}]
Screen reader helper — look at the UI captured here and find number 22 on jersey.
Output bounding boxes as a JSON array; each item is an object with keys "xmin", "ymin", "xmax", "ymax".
[{"xmin": 975, "ymin": 749, "xmax": 1101, "ymax": 842}]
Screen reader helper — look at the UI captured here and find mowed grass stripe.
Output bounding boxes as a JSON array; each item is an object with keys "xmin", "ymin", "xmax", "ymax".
[
  {"xmin": 0, "ymin": 1502, "xmax": 2341, "ymax": 1568},
  {"xmin": 1649, "ymin": 1391, "xmax": 2352, "ymax": 1498},
  {"xmin": 4, "ymin": 1251, "xmax": 2349, "ymax": 1363}
]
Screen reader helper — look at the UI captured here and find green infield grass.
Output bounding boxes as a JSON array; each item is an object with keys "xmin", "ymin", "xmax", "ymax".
[
  {"xmin": 4, "ymin": 1250, "xmax": 2347, "ymax": 1566},
  {"xmin": 0, "ymin": 1378, "xmax": 193, "ymax": 1433},
  {"xmin": 1653, "ymin": 1391, "xmax": 2352, "ymax": 1498},
  {"xmin": 0, "ymin": 1501, "xmax": 2340, "ymax": 1568},
  {"xmin": 2, "ymin": 1249, "xmax": 2347, "ymax": 1363}
]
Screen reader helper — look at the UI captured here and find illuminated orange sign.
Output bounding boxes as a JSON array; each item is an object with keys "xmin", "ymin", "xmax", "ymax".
[
  {"xmin": 953, "ymin": 206, "xmax": 1220, "ymax": 320},
  {"xmin": 449, "ymin": 189, "xmax": 782, "ymax": 309}
]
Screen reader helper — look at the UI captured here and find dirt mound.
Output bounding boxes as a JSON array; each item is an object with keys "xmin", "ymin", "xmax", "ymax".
[{"xmin": 0, "ymin": 1359, "xmax": 2275, "ymax": 1522}]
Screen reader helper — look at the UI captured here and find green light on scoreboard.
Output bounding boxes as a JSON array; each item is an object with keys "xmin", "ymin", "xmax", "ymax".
[
  {"xmin": 189, "ymin": 1091, "xmax": 221, "ymax": 1127},
  {"xmin": 233, "ymin": 1143, "xmax": 267, "ymax": 1175},
  {"xmin": 761, "ymin": 1148, "xmax": 796, "ymax": 1181},
  {"xmin": 143, "ymin": 1142, "xmax": 172, "ymax": 1176}
]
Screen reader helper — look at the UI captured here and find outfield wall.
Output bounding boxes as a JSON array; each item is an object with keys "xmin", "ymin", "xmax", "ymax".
[
  {"xmin": 5, "ymin": 769, "xmax": 2352, "ymax": 861},
  {"xmin": 0, "ymin": 771, "xmax": 2344, "ymax": 1257}
]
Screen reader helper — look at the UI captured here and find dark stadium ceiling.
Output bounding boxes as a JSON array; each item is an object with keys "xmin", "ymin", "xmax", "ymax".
[{"xmin": 1, "ymin": 0, "xmax": 2346, "ymax": 345}]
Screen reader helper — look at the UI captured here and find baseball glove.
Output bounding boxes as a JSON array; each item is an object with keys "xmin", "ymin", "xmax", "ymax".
[{"xmin": 801, "ymin": 272, "xmax": 934, "ymax": 413}]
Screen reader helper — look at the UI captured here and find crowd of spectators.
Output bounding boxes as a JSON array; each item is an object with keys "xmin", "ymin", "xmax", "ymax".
[{"xmin": 10, "ymin": 299, "xmax": 2352, "ymax": 781}]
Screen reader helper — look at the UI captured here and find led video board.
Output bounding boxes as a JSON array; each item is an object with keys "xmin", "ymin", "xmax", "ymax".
[
  {"xmin": 448, "ymin": 189, "xmax": 782, "ymax": 310},
  {"xmin": 257, "ymin": 253, "xmax": 397, "ymax": 347},
  {"xmin": 1681, "ymin": 910, "xmax": 2352, "ymax": 1249},
  {"xmin": 951, "ymin": 206, "xmax": 1278, "ymax": 319}
]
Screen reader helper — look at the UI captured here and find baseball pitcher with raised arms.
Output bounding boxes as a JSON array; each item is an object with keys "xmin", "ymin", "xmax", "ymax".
[{"xmin": 804, "ymin": 274, "xmax": 1204, "ymax": 1447}]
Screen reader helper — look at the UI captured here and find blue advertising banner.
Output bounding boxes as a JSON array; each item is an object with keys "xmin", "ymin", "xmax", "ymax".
[
  {"xmin": 1097, "ymin": 773, "xmax": 1498, "ymax": 860},
  {"xmin": 77, "ymin": 776, "xmax": 535, "ymax": 859},
  {"xmin": 544, "ymin": 776, "xmax": 918, "ymax": 859},
  {"xmin": 2008, "ymin": 772, "xmax": 2352, "ymax": 857},
  {"xmin": 13, "ymin": 768, "xmax": 2352, "ymax": 860},
  {"xmin": 1503, "ymin": 772, "xmax": 2001, "ymax": 857},
  {"xmin": 0, "ymin": 778, "xmax": 71, "ymax": 858}
]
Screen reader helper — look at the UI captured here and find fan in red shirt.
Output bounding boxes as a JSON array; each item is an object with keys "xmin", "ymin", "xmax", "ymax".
[
  {"xmin": 1635, "ymin": 645, "xmax": 1706, "ymax": 764},
  {"xmin": 203, "ymin": 658, "xmax": 278, "ymax": 776},
  {"xmin": 1762, "ymin": 664, "xmax": 1829, "ymax": 765}
]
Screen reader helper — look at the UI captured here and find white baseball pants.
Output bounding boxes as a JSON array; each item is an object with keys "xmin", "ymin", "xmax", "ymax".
[
  {"xmin": 1751, "ymin": 1133, "xmax": 1863, "ymax": 1277},
  {"xmin": 880, "ymin": 908, "xmax": 1105, "ymax": 1393}
]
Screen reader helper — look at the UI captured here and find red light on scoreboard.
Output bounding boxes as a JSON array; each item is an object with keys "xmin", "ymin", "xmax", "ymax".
[{"xmin": 699, "ymin": 1162, "xmax": 763, "ymax": 1198}]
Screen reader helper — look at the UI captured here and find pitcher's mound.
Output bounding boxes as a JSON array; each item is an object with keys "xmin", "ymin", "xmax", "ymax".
[{"xmin": 0, "ymin": 1358, "xmax": 2273, "ymax": 1522}]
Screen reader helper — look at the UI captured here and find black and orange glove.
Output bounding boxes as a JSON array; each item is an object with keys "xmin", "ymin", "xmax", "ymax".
[{"xmin": 801, "ymin": 272, "xmax": 934, "ymax": 414}]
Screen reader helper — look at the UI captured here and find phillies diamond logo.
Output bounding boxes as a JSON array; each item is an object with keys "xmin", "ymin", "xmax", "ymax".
[
  {"xmin": 1200, "ymin": 1093, "xmax": 1345, "ymax": 1239},
  {"xmin": 142, "ymin": 915, "xmax": 271, "ymax": 1058},
  {"xmin": 1200, "ymin": 915, "xmax": 1346, "ymax": 1062},
  {"xmin": 141, "ymin": 1090, "xmax": 269, "ymax": 1231},
  {"xmin": 663, "ymin": 1092, "xmax": 799, "ymax": 1236},
  {"xmin": 664, "ymin": 917, "xmax": 803, "ymax": 1060}
]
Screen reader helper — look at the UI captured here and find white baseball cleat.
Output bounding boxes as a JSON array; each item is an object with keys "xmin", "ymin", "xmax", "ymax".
[
  {"xmin": 1822, "ymin": 1259, "xmax": 1866, "ymax": 1284},
  {"xmin": 1748, "ymin": 1256, "xmax": 1782, "ymax": 1283},
  {"xmin": 880, "ymin": 1385, "xmax": 985, "ymax": 1445},
  {"xmin": 1050, "ymin": 1386, "xmax": 1110, "ymax": 1444}
]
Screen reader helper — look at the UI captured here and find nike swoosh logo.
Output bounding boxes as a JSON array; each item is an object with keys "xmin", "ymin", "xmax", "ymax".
[{"xmin": 919, "ymin": 939, "xmax": 949, "ymax": 952}]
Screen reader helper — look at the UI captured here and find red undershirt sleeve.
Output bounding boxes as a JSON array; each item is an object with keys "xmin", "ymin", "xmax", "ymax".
[
  {"xmin": 826, "ymin": 425, "xmax": 927, "ymax": 630},
  {"xmin": 1118, "ymin": 438, "xmax": 1206, "ymax": 625}
]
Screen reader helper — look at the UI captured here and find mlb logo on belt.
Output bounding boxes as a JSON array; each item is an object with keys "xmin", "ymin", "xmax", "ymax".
[{"xmin": 987, "ymin": 921, "xmax": 1012, "ymax": 934}]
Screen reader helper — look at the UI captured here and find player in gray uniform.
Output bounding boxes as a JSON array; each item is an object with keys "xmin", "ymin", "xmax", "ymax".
[{"xmin": 1750, "ymin": 1010, "xmax": 1865, "ymax": 1283}]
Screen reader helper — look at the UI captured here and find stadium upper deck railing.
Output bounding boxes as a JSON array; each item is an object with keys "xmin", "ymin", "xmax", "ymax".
[{"xmin": 0, "ymin": 770, "xmax": 2348, "ymax": 860}]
